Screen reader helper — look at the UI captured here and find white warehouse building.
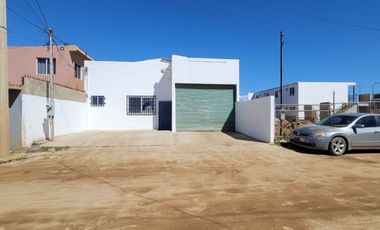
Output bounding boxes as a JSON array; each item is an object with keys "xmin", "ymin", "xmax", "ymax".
[
  {"xmin": 85, "ymin": 55, "xmax": 240, "ymax": 132},
  {"xmin": 253, "ymin": 82, "xmax": 356, "ymax": 120}
]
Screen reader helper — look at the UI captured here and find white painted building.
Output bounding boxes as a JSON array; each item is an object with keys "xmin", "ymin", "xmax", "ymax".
[
  {"xmin": 253, "ymin": 82, "xmax": 356, "ymax": 119},
  {"xmin": 85, "ymin": 55, "xmax": 240, "ymax": 132}
]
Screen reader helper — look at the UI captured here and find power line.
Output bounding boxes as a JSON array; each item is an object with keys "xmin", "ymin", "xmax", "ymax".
[
  {"xmin": 245, "ymin": 0, "xmax": 380, "ymax": 33},
  {"xmin": 6, "ymin": 6, "xmax": 47, "ymax": 34},
  {"xmin": 7, "ymin": 28, "xmax": 44, "ymax": 44},
  {"xmin": 202, "ymin": 0, "xmax": 380, "ymax": 41},
  {"xmin": 34, "ymin": 0, "xmax": 49, "ymax": 27},
  {"xmin": 24, "ymin": 0, "xmax": 45, "ymax": 28},
  {"xmin": 168, "ymin": 0, "xmax": 279, "ymax": 35}
]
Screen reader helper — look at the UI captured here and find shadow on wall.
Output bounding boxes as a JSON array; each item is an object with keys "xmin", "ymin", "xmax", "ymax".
[
  {"xmin": 153, "ymin": 63, "xmax": 172, "ymax": 130},
  {"xmin": 42, "ymin": 118, "xmax": 49, "ymax": 140},
  {"xmin": 222, "ymin": 108, "xmax": 235, "ymax": 131}
]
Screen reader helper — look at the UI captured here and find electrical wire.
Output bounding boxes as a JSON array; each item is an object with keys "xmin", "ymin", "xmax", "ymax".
[
  {"xmin": 7, "ymin": 28, "xmax": 44, "ymax": 44},
  {"xmin": 244, "ymin": 0, "xmax": 380, "ymax": 33},
  {"xmin": 6, "ymin": 6, "xmax": 48, "ymax": 34},
  {"xmin": 202, "ymin": 0, "xmax": 380, "ymax": 40},
  {"xmin": 34, "ymin": 0, "xmax": 49, "ymax": 27},
  {"xmin": 168, "ymin": 0, "xmax": 279, "ymax": 35},
  {"xmin": 24, "ymin": 0, "xmax": 46, "ymax": 28}
]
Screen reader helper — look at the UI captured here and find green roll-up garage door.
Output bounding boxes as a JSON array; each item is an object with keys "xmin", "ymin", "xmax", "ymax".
[{"xmin": 176, "ymin": 84, "xmax": 235, "ymax": 131}]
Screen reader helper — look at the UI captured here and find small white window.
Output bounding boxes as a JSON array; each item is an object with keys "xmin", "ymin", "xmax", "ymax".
[
  {"xmin": 37, "ymin": 58, "xmax": 56, "ymax": 75},
  {"xmin": 74, "ymin": 63, "xmax": 82, "ymax": 79}
]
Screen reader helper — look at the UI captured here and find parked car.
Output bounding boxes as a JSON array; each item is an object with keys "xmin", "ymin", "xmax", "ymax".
[{"xmin": 290, "ymin": 113, "xmax": 380, "ymax": 155}]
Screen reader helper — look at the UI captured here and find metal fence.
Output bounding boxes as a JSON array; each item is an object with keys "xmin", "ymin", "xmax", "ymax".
[{"xmin": 275, "ymin": 100, "xmax": 380, "ymax": 140}]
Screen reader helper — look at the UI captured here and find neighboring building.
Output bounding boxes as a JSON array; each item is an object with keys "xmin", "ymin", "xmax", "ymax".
[
  {"xmin": 253, "ymin": 82, "xmax": 356, "ymax": 120},
  {"xmin": 8, "ymin": 45, "xmax": 93, "ymax": 90},
  {"xmin": 86, "ymin": 55, "xmax": 239, "ymax": 132},
  {"xmin": 8, "ymin": 45, "xmax": 93, "ymax": 150}
]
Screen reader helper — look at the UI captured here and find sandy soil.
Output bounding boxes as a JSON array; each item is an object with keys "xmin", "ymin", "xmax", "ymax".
[{"xmin": 0, "ymin": 132, "xmax": 379, "ymax": 230}]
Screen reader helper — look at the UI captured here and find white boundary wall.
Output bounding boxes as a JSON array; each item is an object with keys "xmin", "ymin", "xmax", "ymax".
[
  {"xmin": 235, "ymin": 96, "xmax": 275, "ymax": 143},
  {"xmin": 22, "ymin": 94, "xmax": 86, "ymax": 146}
]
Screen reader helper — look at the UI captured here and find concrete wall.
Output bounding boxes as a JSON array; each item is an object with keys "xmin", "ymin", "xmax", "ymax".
[
  {"xmin": 235, "ymin": 96, "xmax": 275, "ymax": 143},
  {"xmin": 19, "ymin": 77, "xmax": 87, "ymax": 147},
  {"xmin": 22, "ymin": 94, "xmax": 86, "ymax": 146},
  {"xmin": 85, "ymin": 59, "xmax": 171, "ymax": 130},
  {"xmin": 9, "ymin": 90, "xmax": 22, "ymax": 150},
  {"xmin": 22, "ymin": 77, "xmax": 86, "ymax": 102},
  {"xmin": 171, "ymin": 55, "xmax": 239, "ymax": 131}
]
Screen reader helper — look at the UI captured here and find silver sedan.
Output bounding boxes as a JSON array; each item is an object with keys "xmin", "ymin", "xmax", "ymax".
[{"xmin": 290, "ymin": 113, "xmax": 380, "ymax": 155}]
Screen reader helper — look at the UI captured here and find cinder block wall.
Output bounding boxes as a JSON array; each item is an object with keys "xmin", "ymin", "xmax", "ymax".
[{"xmin": 22, "ymin": 76, "xmax": 86, "ymax": 102}]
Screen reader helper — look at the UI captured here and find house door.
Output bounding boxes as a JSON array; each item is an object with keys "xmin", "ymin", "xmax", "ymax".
[{"xmin": 159, "ymin": 101, "xmax": 172, "ymax": 130}]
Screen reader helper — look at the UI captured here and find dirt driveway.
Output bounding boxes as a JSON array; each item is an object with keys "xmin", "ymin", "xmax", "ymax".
[{"xmin": 1, "ymin": 131, "xmax": 380, "ymax": 229}]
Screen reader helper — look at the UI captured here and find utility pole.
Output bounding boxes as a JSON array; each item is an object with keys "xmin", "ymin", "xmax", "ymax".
[
  {"xmin": 0, "ymin": 0, "xmax": 9, "ymax": 155},
  {"xmin": 279, "ymin": 31, "xmax": 285, "ymax": 137},
  {"xmin": 47, "ymin": 28, "xmax": 55, "ymax": 140}
]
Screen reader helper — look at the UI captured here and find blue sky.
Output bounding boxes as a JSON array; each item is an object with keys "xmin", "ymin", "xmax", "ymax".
[{"xmin": 6, "ymin": 0, "xmax": 380, "ymax": 95}]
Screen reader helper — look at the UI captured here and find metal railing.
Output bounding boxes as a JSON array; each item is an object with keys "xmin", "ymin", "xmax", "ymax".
[{"xmin": 275, "ymin": 101, "xmax": 380, "ymax": 140}]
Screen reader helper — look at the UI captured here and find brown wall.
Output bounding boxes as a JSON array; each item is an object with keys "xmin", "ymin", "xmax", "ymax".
[{"xmin": 8, "ymin": 45, "xmax": 93, "ymax": 90}]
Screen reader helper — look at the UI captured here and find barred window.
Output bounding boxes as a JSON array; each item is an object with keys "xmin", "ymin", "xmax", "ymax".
[
  {"xmin": 91, "ymin": 95, "xmax": 105, "ymax": 107},
  {"xmin": 127, "ymin": 96, "xmax": 156, "ymax": 115}
]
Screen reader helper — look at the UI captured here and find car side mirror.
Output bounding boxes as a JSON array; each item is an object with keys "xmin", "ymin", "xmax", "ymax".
[{"xmin": 353, "ymin": 124, "xmax": 365, "ymax": 129}]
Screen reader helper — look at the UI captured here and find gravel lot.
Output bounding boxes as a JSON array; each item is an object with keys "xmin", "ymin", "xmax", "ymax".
[{"xmin": 0, "ymin": 131, "xmax": 379, "ymax": 229}]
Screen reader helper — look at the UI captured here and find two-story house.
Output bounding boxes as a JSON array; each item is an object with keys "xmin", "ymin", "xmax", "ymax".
[{"xmin": 8, "ymin": 45, "xmax": 93, "ymax": 150}]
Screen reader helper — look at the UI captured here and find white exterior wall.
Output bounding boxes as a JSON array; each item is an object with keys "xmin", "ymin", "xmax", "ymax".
[
  {"xmin": 171, "ymin": 55, "xmax": 239, "ymax": 131},
  {"xmin": 85, "ymin": 59, "xmax": 171, "ymax": 130},
  {"xmin": 297, "ymin": 82, "xmax": 353, "ymax": 105},
  {"xmin": 235, "ymin": 96, "xmax": 275, "ymax": 143},
  {"xmin": 22, "ymin": 94, "xmax": 86, "ymax": 146}
]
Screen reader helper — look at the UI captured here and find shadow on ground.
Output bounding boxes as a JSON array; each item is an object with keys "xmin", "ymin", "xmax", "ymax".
[
  {"xmin": 281, "ymin": 142, "xmax": 380, "ymax": 156},
  {"xmin": 222, "ymin": 131, "xmax": 265, "ymax": 143}
]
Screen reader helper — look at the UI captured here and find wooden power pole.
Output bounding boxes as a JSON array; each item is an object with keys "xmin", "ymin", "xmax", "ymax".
[{"xmin": 0, "ymin": 0, "xmax": 9, "ymax": 155}]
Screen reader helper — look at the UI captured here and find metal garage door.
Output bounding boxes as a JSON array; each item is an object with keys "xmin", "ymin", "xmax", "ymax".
[{"xmin": 176, "ymin": 84, "xmax": 235, "ymax": 131}]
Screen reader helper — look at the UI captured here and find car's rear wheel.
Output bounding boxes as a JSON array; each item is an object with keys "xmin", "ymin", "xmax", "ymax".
[{"xmin": 328, "ymin": 137, "xmax": 347, "ymax": 156}]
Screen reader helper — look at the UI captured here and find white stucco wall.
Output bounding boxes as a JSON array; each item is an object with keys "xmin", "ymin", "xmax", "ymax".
[
  {"xmin": 85, "ymin": 59, "xmax": 171, "ymax": 130},
  {"xmin": 22, "ymin": 94, "xmax": 86, "ymax": 146},
  {"xmin": 235, "ymin": 96, "xmax": 275, "ymax": 143},
  {"xmin": 297, "ymin": 82, "xmax": 354, "ymax": 105},
  {"xmin": 171, "ymin": 55, "xmax": 240, "ymax": 131}
]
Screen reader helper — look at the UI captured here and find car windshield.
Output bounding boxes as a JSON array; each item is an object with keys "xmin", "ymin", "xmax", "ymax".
[{"xmin": 318, "ymin": 115, "xmax": 358, "ymax": 127}]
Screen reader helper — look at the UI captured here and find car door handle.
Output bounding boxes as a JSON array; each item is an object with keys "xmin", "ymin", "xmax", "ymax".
[{"xmin": 374, "ymin": 131, "xmax": 380, "ymax": 134}]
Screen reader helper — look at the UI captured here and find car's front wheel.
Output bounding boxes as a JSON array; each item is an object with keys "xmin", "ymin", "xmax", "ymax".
[{"xmin": 328, "ymin": 137, "xmax": 347, "ymax": 156}]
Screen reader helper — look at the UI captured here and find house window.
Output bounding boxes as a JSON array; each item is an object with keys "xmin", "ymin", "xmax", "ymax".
[
  {"xmin": 289, "ymin": 87, "xmax": 295, "ymax": 96},
  {"xmin": 74, "ymin": 63, "xmax": 82, "ymax": 79},
  {"xmin": 37, "ymin": 58, "xmax": 56, "ymax": 75},
  {"xmin": 91, "ymin": 95, "xmax": 105, "ymax": 107},
  {"xmin": 275, "ymin": 91, "xmax": 278, "ymax": 98},
  {"xmin": 127, "ymin": 95, "xmax": 156, "ymax": 115}
]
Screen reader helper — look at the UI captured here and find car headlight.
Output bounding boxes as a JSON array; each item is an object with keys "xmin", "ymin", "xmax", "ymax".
[{"xmin": 312, "ymin": 130, "xmax": 326, "ymax": 137}]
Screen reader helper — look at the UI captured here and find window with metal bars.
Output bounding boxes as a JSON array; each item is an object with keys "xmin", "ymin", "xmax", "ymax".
[
  {"xmin": 90, "ymin": 95, "xmax": 105, "ymax": 107},
  {"xmin": 126, "ymin": 96, "xmax": 156, "ymax": 115}
]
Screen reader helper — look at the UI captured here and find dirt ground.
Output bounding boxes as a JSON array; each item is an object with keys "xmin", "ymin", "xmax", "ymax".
[{"xmin": 1, "ymin": 131, "xmax": 380, "ymax": 230}]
